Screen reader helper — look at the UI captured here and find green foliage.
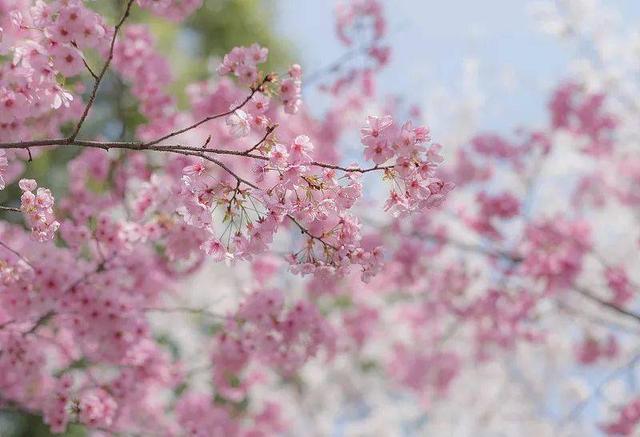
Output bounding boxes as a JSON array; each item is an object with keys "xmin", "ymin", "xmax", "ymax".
[
  {"xmin": 0, "ymin": 411, "xmax": 86, "ymax": 437},
  {"xmin": 189, "ymin": 0, "xmax": 291, "ymax": 70}
]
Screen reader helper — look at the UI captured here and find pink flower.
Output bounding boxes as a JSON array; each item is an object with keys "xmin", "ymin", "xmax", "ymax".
[
  {"xmin": 51, "ymin": 44, "xmax": 84, "ymax": 77},
  {"xmin": 78, "ymin": 389, "xmax": 117, "ymax": 428},
  {"xmin": 605, "ymin": 266, "xmax": 633, "ymax": 306},
  {"xmin": 18, "ymin": 179, "xmax": 59, "ymax": 242},
  {"xmin": 520, "ymin": 218, "xmax": 591, "ymax": 290},
  {"xmin": 201, "ymin": 238, "xmax": 227, "ymax": 261},
  {"xmin": 360, "ymin": 115, "xmax": 393, "ymax": 146},
  {"xmin": 363, "ymin": 138, "xmax": 394, "ymax": 164},
  {"xmin": 269, "ymin": 143, "xmax": 289, "ymax": 168},
  {"xmin": 249, "ymin": 93, "xmax": 270, "ymax": 114},
  {"xmin": 288, "ymin": 135, "xmax": 314, "ymax": 164},
  {"xmin": 183, "ymin": 159, "xmax": 206, "ymax": 177},
  {"xmin": 600, "ymin": 398, "xmax": 640, "ymax": 436},
  {"xmin": 137, "ymin": 0, "xmax": 203, "ymax": 21},
  {"xmin": 0, "ymin": 90, "xmax": 29, "ymax": 123},
  {"xmin": 280, "ymin": 66, "xmax": 303, "ymax": 114},
  {"xmin": 19, "ymin": 178, "xmax": 37, "ymax": 192},
  {"xmin": 247, "ymin": 43, "xmax": 268, "ymax": 64},
  {"xmin": 217, "ymin": 44, "xmax": 268, "ymax": 84}
]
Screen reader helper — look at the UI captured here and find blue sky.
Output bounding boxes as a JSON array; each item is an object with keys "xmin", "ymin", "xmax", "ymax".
[{"xmin": 276, "ymin": 0, "xmax": 640, "ymax": 135}]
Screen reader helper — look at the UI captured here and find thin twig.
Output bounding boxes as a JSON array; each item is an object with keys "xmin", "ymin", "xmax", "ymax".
[
  {"xmin": 82, "ymin": 57, "xmax": 99, "ymax": 80},
  {"xmin": 304, "ymin": 45, "xmax": 370, "ymax": 86},
  {"xmin": 241, "ymin": 124, "xmax": 276, "ymax": 154},
  {"xmin": 287, "ymin": 215, "xmax": 338, "ymax": 250},
  {"xmin": 143, "ymin": 306, "xmax": 225, "ymax": 320},
  {"xmin": 143, "ymin": 76, "xmax": 270, "ymax": 147},
  {"xmin": 574, "ymin": 285, "xmax": 640, "ymax": 324},
  {"xmin": 22, "ymin": 310, "xmax": 55, "ymax": 336},
  {"xmin": 68, "ymin": 0, "xmax": 136, "ymax": 141},
  {"xmin": 0, "ymin": 240, "xmax": 33, "ymax": 268},
  {"xmin": 0, "ymin": 205, "xmax": 20, "ymax": 213}
]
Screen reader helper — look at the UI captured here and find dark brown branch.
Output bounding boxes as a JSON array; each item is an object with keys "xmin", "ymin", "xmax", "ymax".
[
  {"xmin": 309, "ymin": 162, "xmax": 394, "ymax": 174},
  {"xmin": 241, "ymin": 124, "xmax": 276, "ymax": 154},
  {"xmin": 573, "ymin": 285, "xmax": 640, "ymax": 324},
  {"xmin": 22, "ymin": 310, "xmax": 55, "ymax": 336},
  {"xmin": 0, "ymin": 138, "xmax": 68, "ymax": 148},
  {"xmin": 0, "ymin": 138, "xmax": 367, "ymax": 251},
  {"xmin": 0, "ymin": 138, "xmax": 392, "ymax": 175}
]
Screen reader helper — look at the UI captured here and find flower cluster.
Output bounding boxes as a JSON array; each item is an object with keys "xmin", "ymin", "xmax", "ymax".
[
  {"xmin": 212, "ymin": 289, "xmax": 336, "ymax": 395},
  {"xmin": 549, "ymin": 82, "xmax": 617, "ymax": 156},
  {"xmin": 463, "ymin": 289, "xmax": 541, "ymax": 358},
  {"xmin": 175, "ymin": 393, "xmax": 285, "ymax": 437},
  {"xmin": 19, "ymin": 178, "xmax": 59, "ymax": 242},
  {"xmin": 174, "ymin": 392, "xmax": 239, "ymax": 436},
  {"xmin": 360, "ymin": 115, "xmax": 453, "ymax": 215},
  {"xmin": 336, "ymin": 0, "xmax": 389, "ymax": 66},
  {"xmin": 178, "ymin": 129, "xmax": 392, "ymax": 281},
  {"xmin": 0, "ymin": 0, "xmax": 110, "ymax": 141},
  {"xmin": 466, "ymin": 191, "xmax": 520, "ymax": 240},
  {"xmin": 43, "ymin": 375, "xmax": 73, "ymax": 433},
  {"xmin": 0, "ymin": 0, "xmax": 460, "ymax": 434},
  {"xmin": 280, "ymin": 63, "xmax": 303, "ymax": 114},
  {"xmin": 477, "ymin": 191, "xmax": 521, "ymax": 219},
  {"xmin": 388, "ymin": 344, "xmax": 460, "ymax": 404},
  {"xmin": 342, "ymin": 305, "xmax": 379, "ymax": 348},
  {"xmin": 605, "ymin": 266, "xmax": 634, "ymax": 306},
  {"xmin": 520, "ymin": 218, "xmax": 591, "ymax": 290},
  {"xmin": 601, "ymin": 398, "xmax": 640, "ymax": 436},
  {"xmin": 218, "ymin": 43, "xmax": 269, "ymax": 84},
  {"xmin": 77, "ymin": 388, "xmax": 118, "ymax": 429},
  {"xmin": 471, "ymin": 134, "xmax": 523, "ymax": 161},
  {"xmin": 113, "ymin": 25, "xmax": 178, "ymax": 140}
]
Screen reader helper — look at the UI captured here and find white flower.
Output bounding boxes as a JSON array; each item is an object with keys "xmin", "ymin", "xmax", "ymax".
[{"xmin": 226, "ymin": 109, "xmax": 250, "ymax": 138}]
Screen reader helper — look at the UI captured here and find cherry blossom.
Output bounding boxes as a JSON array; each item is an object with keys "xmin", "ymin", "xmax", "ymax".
[{"xmin": 0, "ymin": 0, "xmax": 638, "ymax": 435}]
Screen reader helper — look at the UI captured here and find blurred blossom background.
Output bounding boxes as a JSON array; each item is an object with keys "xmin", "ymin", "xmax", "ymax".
[
  {"xmin": 2, "ymin": 0, "xmax": 640, "ymax": 436},
  {"xmin": 274, "ymin": 2, "xmax": 640, "ymax": 436},
  {"xmin": 278, "ymin": 0, "xmax": 640, "ymax": 134}
]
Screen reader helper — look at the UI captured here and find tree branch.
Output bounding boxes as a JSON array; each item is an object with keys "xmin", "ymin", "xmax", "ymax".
[
  {"xmin": 573, "ymin": 285, "xmax": 640, "ymax": 324},
  {"xmin": 0, "ymin": 240, "xmax": 33, "ymax": 268}
]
